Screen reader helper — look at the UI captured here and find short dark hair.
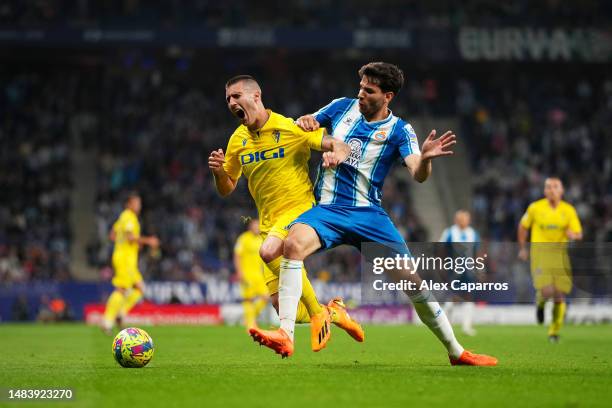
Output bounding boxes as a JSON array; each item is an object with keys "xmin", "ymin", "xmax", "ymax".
[
  {"xmin": 124, "ymin": 191, "xmax": 140, "ymax": 205},
  {"xmin": 545, "ymin": 176, "xmax": 563, "ymax": 185},
  {"xmin": 225, "ymin": 75, "xmax": 258, "ymax": 88},
  {"xmin": 358, "ymin": 62, "xmax": 404, "ymax": 95}
]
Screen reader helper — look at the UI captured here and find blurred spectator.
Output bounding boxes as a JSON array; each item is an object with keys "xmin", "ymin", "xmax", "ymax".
[
  {"xmin": 36, "ymin": 294, "xmax": 72, "ymax": 321},
  {"xmin": 11, "ymin": 294, "xmax": 30, "ymax": 321},
  {"xmin": 36, "ymin": 294, "xmax": 53, "ymax": 322}
]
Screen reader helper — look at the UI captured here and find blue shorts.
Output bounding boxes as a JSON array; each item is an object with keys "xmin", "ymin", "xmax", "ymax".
[{"xmin": 291, "ymin": 204, "xmax": 411, "ymax": 257}]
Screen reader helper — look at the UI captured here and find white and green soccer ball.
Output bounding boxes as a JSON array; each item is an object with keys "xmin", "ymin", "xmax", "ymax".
[{"xmin": 112, "ymin": 327, "xmax": 154, "ymax": 368}]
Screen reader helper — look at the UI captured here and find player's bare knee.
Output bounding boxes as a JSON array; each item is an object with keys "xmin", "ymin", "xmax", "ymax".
[
  {"xmin": 541, "ymin": 286, "xmax": 554, "ymax": 299},
  {"xmin": 553, "ymin": 290, "xmax": 565, "ymax": 302},
  {"xmin": 259, "ymin": 246, "xmax": 275, "ymax": 263},
  {"xmin": 284, "ymin": 223, "xmax": 321, "ymax": 260},
  {"xmin": 283, "ymin": 234, "xmax": 305, "ymax": 259},
  {"xmin": 259, "ymin": 237, "xmax": 283, "ymax": 263}
]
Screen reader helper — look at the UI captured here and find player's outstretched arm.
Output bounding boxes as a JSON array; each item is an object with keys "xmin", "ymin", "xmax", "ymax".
[
  {"xmin": 208, "ymin": 148, "xmax": 237, "ymax": 197},
  {"xmin": 404, "ymin": 130, "xmax": 456, "ymax": 183},
  {"xmin": 321, "ymin": 135, "xmax": 350, "ymax": 168},
  {"xmin": 122, "ymin": 231, "xmax": 160, "ymax": 248},
  {"xmin": 139, "ymin": 236, "xmax": 160, "ymax": 248}
]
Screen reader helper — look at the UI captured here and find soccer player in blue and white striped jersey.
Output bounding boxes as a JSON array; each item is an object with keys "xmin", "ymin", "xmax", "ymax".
[
  {"xmin": 440, "ymin": 210, "xmax": 481, "ymax": 336},
  {"xmin": 250, "ymin": 62, "xmax": 497, "ymax": 366}
]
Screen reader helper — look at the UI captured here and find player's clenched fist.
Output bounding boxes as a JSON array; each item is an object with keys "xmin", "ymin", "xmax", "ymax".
[
  {"xmin": 209, "ymin": 148, "xmax": 236, "ymax": 196},
  {"xmin": 322, "ymin": 151, "xmax": 339, "ymax": 168},
  {"xmin": 321, "ymin": 143, "xmax": 350, "ymax": 169},
  {"xmin": 295, "ymin": 115, "xmax": 320, "ymax": 131},
  {"xmin": 208, "ymin": 149, "xmax": 226, "ymax": 175}
]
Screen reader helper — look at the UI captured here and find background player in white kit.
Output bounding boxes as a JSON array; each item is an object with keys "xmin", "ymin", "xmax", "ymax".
[{"xmin": 440, "ymin": 210, "xmax": 481, "ymax": 336}]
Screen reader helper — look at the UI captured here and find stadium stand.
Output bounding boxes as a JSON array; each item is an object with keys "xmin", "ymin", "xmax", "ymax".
[{"xmin": 1, "ymin": 1, "xmax": 611, "ymax": 284}]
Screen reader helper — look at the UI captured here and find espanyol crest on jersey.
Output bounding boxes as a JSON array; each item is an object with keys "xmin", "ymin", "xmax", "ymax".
[
  {"xmin": 312, "ymin": 98, "xmax": 420, "ymax": 207},
  {"xmin": 345, "ymin": 139, "xmax": 363, "ymax": 168}
]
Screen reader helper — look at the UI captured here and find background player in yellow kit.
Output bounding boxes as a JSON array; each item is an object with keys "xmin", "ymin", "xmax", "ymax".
[
  {"xmin": 518, "ymin": 177, "xmax": 583, "ymax": 342},
  {"xmin": 208, "ymin": 75, "xmax": 363, "ymax": 354},
  {"xmin": 234, "ymin": 218, "xmax": 269, "ymax": 329},
  {"xmin": 102, "ymin": 192, "xmax": 160, "ymax": 335}
]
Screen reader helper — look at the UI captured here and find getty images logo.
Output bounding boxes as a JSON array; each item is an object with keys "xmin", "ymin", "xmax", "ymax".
[{"xmin": 240, "ymin": 147, "xmax": 285, "ymax": 165}]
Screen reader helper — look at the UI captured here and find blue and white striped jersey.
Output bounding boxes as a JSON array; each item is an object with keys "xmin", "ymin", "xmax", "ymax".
[
  {"xmin": 440, "ymin": 225, "xmax": 481, "ymax": 258},
  {"xmin": 313, "ymin": 97, "xmax": 420, "ymax": 207},
  {"xmin": 440, "ymin": 225, "xmax": 480, "ymax": 244}
]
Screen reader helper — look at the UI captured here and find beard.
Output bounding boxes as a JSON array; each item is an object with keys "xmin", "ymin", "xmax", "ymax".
[{"xmin": 360, "ymin": 99, "xmax": 384, "ymax": 119}]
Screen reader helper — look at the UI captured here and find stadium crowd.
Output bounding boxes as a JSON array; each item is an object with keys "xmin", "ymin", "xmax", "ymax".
[
  {"xmin": 1, "ymin": 49, "xmax": 610, "ymax": 284},
  {"xmin": 2, "ymin": 0, "xmax": 610, "ymax": 29},
  {"xmin": 0, "ymin": 71, "xmax": 74, "ymax": 282}
]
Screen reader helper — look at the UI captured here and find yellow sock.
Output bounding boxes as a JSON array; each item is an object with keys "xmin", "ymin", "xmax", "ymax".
[
  {"xmin": 243, "ymin": 300, "xmax": 256, "ymax": 328},
  {"xmin": 300, "ymin": 267, "xmax": 323, "ymax": 316},
  {"xmin": 296, "ymin": 302, "xmax": 311, "ymax": 323},
  {"xmin": 267, "ymin": 256, "xmax": 323, "ymax": 318},
  {"xmin": 121, "ymin": 288, "xmax": 143, "ymax": 316},
  {"xmin": 103, "ymin": 290, "xmax": 126, "ymax": 326},
  {"xmin": 548, "ymin": 301, "xmax": 566, "ymax": 336},
  {"xmin": 266, "ymin": 257, "xmax": 281, "ymax": 276},
  {"xmin": 253, "ymin": 298, "xmax": 267, "ymax": 317}
]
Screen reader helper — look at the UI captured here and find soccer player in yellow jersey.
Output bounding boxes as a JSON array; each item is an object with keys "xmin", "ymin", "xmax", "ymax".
[
  {"xmin": 208, "ymin": 75, "xmax": 363, "ymax": 355},
  {"xmin": 102, "ymin": 193, "xmax": 160, "ymax": 335},
  {"xmin": 518, "ymin": 177, "xmax": 583, "ymax": 342},
  {"xmin": 234, "ymin": 218, "xmax": 269, "ymax": 329}
]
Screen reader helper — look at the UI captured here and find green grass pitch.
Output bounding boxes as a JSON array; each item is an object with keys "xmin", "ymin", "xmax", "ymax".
[{"xmin": 0, "ymin": 324, "xmax": 610, "ymax": 407}]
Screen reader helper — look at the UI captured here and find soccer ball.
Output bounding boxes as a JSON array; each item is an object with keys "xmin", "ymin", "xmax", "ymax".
[{"xmin": 112, "ymin": 327, "xmax": 154, "ymax": 368}]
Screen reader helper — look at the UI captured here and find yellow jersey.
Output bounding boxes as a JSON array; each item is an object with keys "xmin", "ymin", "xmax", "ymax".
[
  {"xmin": 223, "ymin": 110, "xmax": 324, "ymax": 232},
  {"xmin": 234, "ymin": 231, "xmax": 265, "ymax": 281},
  {"xmin": 111, "ymin": 209, "xmax": 141, "ymax": 263},
  {"xmin": 520, "ymin": 199, "xmax": 582, "ymax": 243}
]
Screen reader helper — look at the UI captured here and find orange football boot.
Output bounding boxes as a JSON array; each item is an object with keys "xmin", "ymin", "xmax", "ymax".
[
  {"xmin": 249, "ymin": 327, "xmax": 294, "ymax": 358},
  {"xmin": 328, "ymin": 297, "xmax": 365, "ymax": 342},
  {"xmin": 310, "ymin": 307, "xmax": 331, "ymax": 352},
  {"xmin": 450, "ymin": 350, "xmax": 498, "ymax": 366}
]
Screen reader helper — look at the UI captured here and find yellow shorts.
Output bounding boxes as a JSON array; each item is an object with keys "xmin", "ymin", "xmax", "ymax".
[
  {"xmin": 240, "ymin": 277, "xmax": 268, "ymax": 300},
  {"xmin": 240, "ymin": 261, "xmax": 268, "ymax": 300},
  {"xmin": 264, "ymin": 202, "xmax": 315, "ymax": 241},
  {"xmin": 531, "ymin": 248, "xmax": 572, "ymax": 293},
  {"xmin": 261, "ymin": 202, "xmax": 314, "ymax": 294},
  {"xmin": 531, "ymin": 268, "xmax": 572, "ymax": 293},
  {"xmin": 112, "ymin": 257, "xmax": 143, "ymax": 289}
]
